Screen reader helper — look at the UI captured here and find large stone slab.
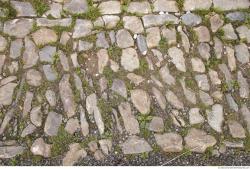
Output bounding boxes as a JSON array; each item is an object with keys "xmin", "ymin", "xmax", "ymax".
[
  {"xmin": 4, "ymin": 19, "xmax": 33, "ymax": 38},
  {"xmin": 121, "ymin": 136, "xmax": 152, "ymax": 154},
  {"xmin": 213, "ymin": 0, "xmax": 250, "ymax": 11}
]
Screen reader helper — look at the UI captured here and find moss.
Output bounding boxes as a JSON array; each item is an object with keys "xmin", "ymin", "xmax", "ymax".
[
  {"xmin": 244, "ymin": 134, "xmax": 250, "ymax": 152},
  {"xmin": 205, "ymin": 56, "xmax": 222, "ymax": 70},
  {"xmin": 137, "ymin": 114, "xmax": 153, "ymax": 138},
  {"xmin": 215, "ymin": 29, "xmax": 225, "ymax": 39},
  {"xmin": 164, "ymin": 117, "xmax": 173, "ymax": 132},
  {"xmin": 203, "ymin": 147, "xmax": 213, "ymax": 160},
  {"xmin": 49, "ymin": 126, "xmax": 80, "ymax": 157},
  {"xmin": 179, "ymin": 127, "xmax": 189, "ymax": 137},
  {"xmin": 158, "ymin": 37, "xmax": 169, "ymax": 54},
  {"xmin": 72, "ymin": 6, "xmax": 101, "ymax": 21},
  {"xmin": 176, "ymin": 0, "xmax": 184, "ymax": 12},
  {"xmin": 220, "ymin": 82, "xmax": 229, "ymax": 93},
  {"xmin": 185, "ymin": 78, "xmax": 196, "ymax": 90},
  {"xmin": 0, "ymin": 1, "xmax": 16, "ymax": 21},
  {"xmin": 139, "ymin": 152, "xmax": 149, "ymax": 159},
  {"xmin": 108, "ymin": 45, "xmax": 122, "ymax": 63},
  {"xmin": 115, "ymin": 20, "xmax": 124, "ymax": 30},
  {"xmin": 182, "ymin": 148, "xmax": 192, "ymax": 157},
  {"xmin": 30, "ymin": 0, "xmax": 49, "ymax": 17},
  {"xmin": 231, "ymin": 80, "xmax": 240, "ymax": 90},
  {"xmin": 103, "ymin": 67, "xmax": 115, "ymax": 87},
  {"xmin": 135, "ymin": 58, "xmax": 149, "ymax": 76}
]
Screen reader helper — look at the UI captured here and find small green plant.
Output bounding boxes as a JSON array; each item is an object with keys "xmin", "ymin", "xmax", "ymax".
[
  {"xmin": 31, "ymin": 0, "xmax": 49, "ymax": 17},
  {"xmin": 205, "ymin": 56, "xmax": 222, "ymax": 69},
  {"xmin": 244, "ymin": 134, "xmax": 250, "ymax": 152},
  {"xmin": 159, "ymin": 37, "xmax": 169, "ymax": 53},
  {"xmin": 176, "ymin": 0, "xmax": 184, "ymax": 12},
  {"xmin": 103, "ymin": 67, "xmax": 114, "ymax": 87},
  {"xmin": 231, "ymin": 80, "xmax": 240, "ymax": 90},
  {"xmin": 220, "ymin": 82, "xmax": 229, "ymax": 93},
  {"xmin": 49, "ymin": 126, "xmax": 80, "ymax": 157},
  {"xmin": 0, "ymin": 1, "xmax": 16, "ymax": 21},
  {"xmin": 108, "ymin": 45, "xmax": 122, "ymax": 63},
  {"xmin": 137, "ymin": 114, "xmax": 153, "ymax": 138},
  {"xmin": 203, "ymin": 147, "xmax": 213, "ymax": 160},
  {"xmin": 136, "ymin": 58, "xmax": 149, "ymax": 75},
  {"xmin": 215, "ymin": 29, "xmax": 225, "ymax": 39}
]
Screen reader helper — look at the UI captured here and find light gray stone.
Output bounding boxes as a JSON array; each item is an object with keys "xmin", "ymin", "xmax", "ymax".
[
  {"xmin": 222, "ymin": 24, "xmax": 238, "ymax": 40},
  {"xmin": 149, "ymin": 116, "xmax": 164, "ymax": 132},
  {"xmin": 168, "ymin": 47, "xmax": 186, "ymax": 72},
  {"xmin": 0, "ymin": 146, "xmax": 25, "ymax": 159},
  {"xmin": 36, "ymin": 18, "xmax": 72, "ymax": 27},
  {"xmin": 63, "ymin": 0, "xmax": 88, "ymax": 14},
  {"xmin": 22, "ymin": 37, "xmax": 39, "ymax": 69},
  {"xmin": 123, "ymin": 16, "xmax": 144, "ymax": 34},
  {"xmin": 97, "ymin": 49, "xmax": 109, "ymax": 74},
  {"xmin": 45, "ymin": 90, "xmax": 56, "ymax": 107},
  {"xmin": 181, "ymin": 13, "xmax": 202, "ymax": 26},
  {"xmin": 43, "ymin": 65, "xmax": 58, "ymax": 82},
  {"xmin": 32, "ymin": 28, "xmax": 58, "ymax": 46},
  {"xmin": 98, "ymin": 1, "xmax": 121, "ymax": 14},
  {"xmin": 238, "ymin": 71, "xmax": 249, "ymax": 99},
  {"xmin": 153, "ymin": 0, "xmax": 178, "ymax": 12},
  {"xmin": 96, "ymin": 32, "xmax": 109, "ymax": 49},
  {"xmin": 207, "ymin": 104, "xmax": 224, "ymax": 133},
  {"xmin": 241, "ymin": 105, "xmax": 250, "ymax": 133},
  {"xmin": 136, "ymin": 35, "xmax": 147, "ymax": 55},
  {"xmin": 161, "ymin": 27, "xmax": 177, "ymax": 45},
  {"xmin": 102, "ymin": 15, "xmax": 120, "ymax": 29},
  {"xmin": 159, "ymin": 65, "xmax": 176, "ymax": 86},
  {"xmin": 65, "ymin": 118, "xmax": 80, "ymax": 135},
  {"xmin": 30, "ymin": 106, "xmax": 43, "ymax": 127},
  {"xmin": 191, "ymin": 57, "xmax": 205, "ymax": 73},
  {"xmin": 189, "ymin": 108, "xmax": 204, "ymax": 125},
  {"xmin": 226, "ymin": 12, "xmax": 245, "ymax": 22},
  {"xmin": 31, "ymin": 138, "xmax": 51, "ymax": 157},
  {"xmin": 194, "ymin": 26, "xmax": 210, "ymax": 42},
  {"xmin": 165, "ymin": 90, "xmax": 184, "ymax": 110},
  {"xmin": 213, "ymin": 0, "xmax": 250, "ymax": 11},
  {"xmin": 79, "ymin": 105, "xmax": 89, "ymax": 136},
  {"xmin": 99, "ymin": 139, "xmax": 112, "ymax": 155},
  {"xmin": 199, "ymin": 90, "xmax": 214, "ymax": 106},
  {"xmin": 121, "ymin": 48, "xmax": 139, "ymax": 72},
  {"xmin": 116, "ymin": 29, "xmax": 134, "ymax": 48},
  {"xmin": 142, "ymin": 14, "xmax": 179, "ymax": 28},
  {"xmin": 0, "ymin": 83, "xmax": 17, "ymax": 106},
  {"xmin": 78, "ymin": 40, "xmax": 93, "ymax": 51},
  {"xmin": 4, "ymin": 19, "xmax": 33, "ymax": 38},
  {"xmin": 127, "ymin": 1, "xmax": 152, "ymax": 14},
  {"xmin": 63, "ymin": 143, "xmax": 87, "ymax": 166},
  {"xmin": 195, "ymin": 74, "xmax": 210, "ymax": 91},
  {"xmin": 235, "ymin": 43, "xmax": 249, "ymax": 64},
  {"xmin": 146, "ymin": 27, "xmax": 160, "ymax": 48},
  {"xmin": 183, "ymin": 0, "xmax": 212, "ymax": 11},
  {"xmin": 0, "ymin": 35, "xmax": 7, "ymax": 52},
  {"xmin": 155, "ymin": 133, "xmax": 183, "ymax": 152},
  {"xmin": 226, "ymin": 94, "xmax": 238, "ymax": 112},
  {"xmin": 111, "ymin": 79, "xmax": 127, "ymax": 98},
  {"xmin": 228, "ymin": 120, "xmax": 246, "ymax": 138},
  {"xmin": 39, "ymin": 46, "xmax": 56, "ymax": 63},
  {"xmin": 131, "ymin": 89, "xmax": 151, "ymax": 114},
  {"xmin": 184, "ymin": 128, "xmax": 216, "ymax": 153},
  {"xmin": 180, "ymin": 78, "xmax": 197, "ymax": 104},
  {"xmin": 21, "ymin": 124, "xmax": 36, "ymax": 137},
  {"xmin": 152, "ymin": 87, "xmax": 166, "ymax": 110},
  {"xmin": 121, "ymin": 136, "xmax": 152, "ymax": 154},
  {"xmin": 26, "ymin": 69, "xmax": 42, "ymax": 87},
  {"xmin": 210, "ymin": 14, "xmax": 224, "ymax": 33},
  {"xmin": 9, "ymin": 39, "xmax": 23, "ymax": 59},
  {"xmin": 11, "ymin": 1, "xmax": 36, "ymax": 17},
  {"xmin": 44, "ymin": 111, "xmax": 62, "ymax": 136},
  {"xmin": 72, "ymin": 19, "xmax": 92, "ymax": 38}
]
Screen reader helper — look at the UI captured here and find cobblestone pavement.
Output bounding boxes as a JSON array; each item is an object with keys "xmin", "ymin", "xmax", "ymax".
[{"xmin": 0, "ymin": 0, "xmax": 250, "ymax": 166}]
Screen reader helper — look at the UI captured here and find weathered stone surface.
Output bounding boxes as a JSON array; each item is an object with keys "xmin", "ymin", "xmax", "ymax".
[
  {"xmin": 45, "ymin": 90, "xmax": 56, "ymax": 107},
  {"xmin": 152, "ymin": 87, "xmax": 166, "ymax": 110},
  {"xmin": 63, "ymin": 0, "xmax": 88, "ymax": 14},
  {"xmin": 102, "ymin": 15, "xmax": 120, "ymax": 29},
  {"xmin": 142, "ymin": 14, "xmax": 179, "ymax": 28},
  {"xmin": 22, "ymin": 37, "xmax": 39, "ymax": 69},
  {"xmin": 181, "ymin": 13, "xmax": 202, "ymax": 27},
  {"xmin": 31, "ymin": 138, "xmax": 51, "ymax": 157},
  {"xmin": 44, "ymin": 111, "xmax": 62, "ymax": 136},
  {"xmin": 65, "ymin": 118, "xmax": 80, "ymax": 135},
  {"xmin": 116, "ymin": 29, "xmax": 134, "ymax": 48},
  {"xmin": 36, "ymin": 18, "xmax": 72, "ymax": 27},
  {"xmin": 226, "ymin": 46, "xmax": 236, "ymax": 72},
  {"xmin": 96, "ymin": 32, "xmax": 109, "ymax": 49},
  {"xmin": 97, "ymin": 49, "xmax": 109, "ymax": 74},
  {"xmin": 39, "ymin": 46, "xmax": 56, "ymax": 63},
  {"xmin": 226, "ymin": 12, "xmax": 245, "ymax": 22},
  {"xmin": 168, "ymin": 47, "xmax": 186, "ymax": 72},
  {"xmin": 121, "ymin": 136, "xmax": 152, "ymax": 154},
  {"xmin": 228, "ymin": 120, "xmax": 246, "ymax": 139},
  {"xmin": 195, "ymin": 74, "xmax": 210, "ymax": 91},
  {"xmin": 161, "ymin": 27, "xmax": 177, "ymax": 45},
  {"xmin": 241, "ymin": 105, "xmax": 250, "ymax": 133},
  {"xmin": 236, "ymin": 25, "xmax": 250, "ymax": 43},
  {"xmin": 30, "ymin": 106, "xmax": 43, "ymax": 127},
  {"xmin": 180, "ymin": 78, "xmax": 197, "ymax": 104},
  {"xmin": 213, "ymin": 0, "xmax": 250, "ymax": 11},
  {"xmin": 23, "ymin": 91, "xmax": 33, "ymax": 118},
  {"xmin": 165, "ymin": 90, "xmax": 184, "ymax": 110},
  {"xmin": 26, "ymin": 69, "xmax": 42, "ymax": 87},
  {"xmin": 78, "ymin": 40, "xmax": 93, "ymax": 51},
  {"xmin": 111, "ymin": 79, "xmax": 127, "ymax": 98},
  {"xmin": 149, "ymin": 116, "xmax": 164, "ymax": 132},
  {"xmin": 9, "ymin": 39, "xmax": 23, "ymax": 59},
  {"xmin": 210, "ymin": 14, "xmax": 224, "ymax": 33},
  {"xmin": 72, "ymin": 19, "xmax": 92, "ymax": 38},
  {"xmin": 235, "ymin": 43, "xmax": 249, "ymax": 64},
  {"xmin": 131, "ymin": 89, "xmax": 151, "ymax": 114},
  {"xmin": 184, "ymin": 128, "xmax": 216, "ymax": 153},
  {"xmin": 32, "ymin": 28, "xmax": 58, "ymax": 46},
  {"xmin": 209, "ymin": 69, "xmax": 221, "ymax": 85},
  {"xmin": 206, "ymin": 104, "xmax": 224, "ymax": 133},
  {"xmin": 59, "ymin": 74, "xmax": 76, "ymax": 118},
  {"xmin": 0, "ymin": 146, "xmax": 25, "ymax": 159},
  {"xmin": 43, "ymin": 65, "xmax": 58, "ymax": 82},
  {"xmin": 63, "ymin": 143, "xmax": 87, "ymax": 166},
  {"xmin": 136, "ymin": 35, "xmax": 147, "ymax": 55},
  {"xmin": 238, "ymin": 71, "xmax": 249, "ymax": 99},
  {"xmin": 183, "ymin": 0, "xmax": 212, "ymax": 11},
  {"xmin": 86, "ymin": 93, "xmax": 105, "ymax": 135},
  {"xmin": 11, "ymin": 1, "xmax": 36, "ymax": 17},
  {"xmin": 198, "ymin": 43, "xmax": 211, "ymax": 60},
  {"xmin": 127, "ymin": 1, "xmax": 151, "ymax": 14},
  {"xmin": 189, "ymin": 108, "xmax": 204, "ymax": 125},
  {"xmin": 222, "ymin": 24, "xmax": 238, "ymax": 40},
  {"xmin": 0, "ymin": 83, "xmax": 17, "ymax": 106},
  {"xmin": 121, "ymin": 48, "xmax": 139, "ymax": 72},
  {"xmin": 226, "ymin": 94, "xmax": 238, "ymax": 112},
  {"xmin": 21, "ymin": 124, "xmax": 36, "ymax": 137},
  {"xmin": 79, "ymin": 105, "xmax": 89, "ymax": 137},
  {"xmin": 146, "ymin": 27, "xmax": 160, "ymax": 48},
  {"xmin": 199, "ymin": 90, "xmax": 213, "ymax": 106},
  {"xmin": 99, "ymin": 139, "xmax": 112, "ymax": 155},
  {"xmin": 153, "ymin": 0, "xmax": 178, "ymax": 12},
  {"xmin": 194, "ymin": 26, "xmax": 210, "ymax": 42},
  {"xmin": 123, "ymin": 16, "xmax": 143, "ymax": 34},
  {"xmin": 118, "ymin": 102, "xmax": 140, "ymax": 135},
  {"xmin": 155, "ymin": 133, "xmax": 183, "ymax": 152},
  {"xmin": 159, "ymin": 65, "xmax": 176, "ymax": 85},
  {"xmin": 0, "ymin": 35, "xmax": 7, "ymax": 52},
  {"xmin": 98, "ymin": 1, "xmax": 121, "ymax": 14},
  {"xmin": 127, "ymin": 73, "xmax": 145, "ymax": 86},
  {"xmin": 191, "ymin": 57, "xmax": 205, "ymax": 73},
  {"xmin": 4, "ymin": 19, "xmax": 33, "ymax": 38},
  {"xmin": 45, "ymin": 2, "xmax": 62, "ymax": 18}
]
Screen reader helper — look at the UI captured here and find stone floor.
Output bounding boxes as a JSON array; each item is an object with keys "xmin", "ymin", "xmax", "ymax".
[{"xmin": 0, "ymin": 0, "xmax": 250, "ymax": 166}]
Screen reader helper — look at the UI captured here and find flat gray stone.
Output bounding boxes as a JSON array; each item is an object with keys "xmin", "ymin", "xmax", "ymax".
[
  {"xmin": 72, "ymin": 19, "xmax": 93, "ymax": 38},
  {"xmin": 98, "ymin": 1, "xmax": 121, "ymax": 15},
  {"xmin": 36, "ymin": 18, "xmax": 72, "ymax": 27},
  {"xmin": 206, "ymin": 104, "xmax": 224, "ymax": 133},
  {"xmin": 199, "ymin": 90, "xmax": 213, "ymax": 106},
  {"xmin": 31, "ymin": 138, "xmax": 51, "ymax": 157},
  {"xmin": 226, "ymin": 94, "xmax": 238, "ymax": 112},
  {"xmin": 228, "ymin": 120, "xmax": 246, "ymax": 138},
  {"xmin": 241, "ymin": 105, "xmax": 250, "ymax": 133},
  {"xmin": 189, "ymin": 108, "xmax": 204, "ymax": 125},
  {"xmin": 195, "ymin": 74, "xmax": 210, "ymax": 91},
  {"xmin": 121, "ymin": 136, "xmax": 152, "ymax": 154},
  {"xmin": 0, "ymin": 35, "xmax": 7, "ymax": 52},
  {"xmin": 127, "ymin": 1, "xmax": 152, "ymax": 14},
  {"xmin": 45, "ymin": 90, "xmax": 57, "ymax": 107},
  {"xmin": 96, "ymin": 32, "xmax": 109, "ymax": 49},
  {"xmin": 0, "ymin": 146, "xmax": 25, "ymax": 159},
  {"xmin": 59, "ymin": 74, "xmax": 76, "ymax": 118},
  {"xmin": 30, "ymin": 106, "xmax": 43, "ymax": 127},
  {"xmin": 44, "ymin": 111, "xmax": 62, "ymax": 136},
  {"xmin": 226, "ymin": 12, "xmax": 246, "ymax": 22},
  {"xmin": 238, "ymin": 71, "xmax": 249, "ymax": 99},
  {"xmin": 136, "ymin": 35, "xmax": 147, "ymax": 55},
  {"xmin": 4, "ymin": 19, "xmax": 33, "ymax": 38},
  {"xmin": 159, "ymin": 65, "xmax": 176, "ymax": 85},
  {"xmin": 65, "ymin": 118, "xmax": 80, "ymax": 135},
  {"xmin": 235, "ymin": 43, "xmax": 249, "ymax": 64},
  {"xmin": 165, "ymin": 90, "xmax": 184, "ymax": 110},
  {"xmin": 63, "ymin": 143, "xmax": 87, "ymax": 166},
  {"xmin": 121, "ymin": 48, "xmax": 139, "ymax": 72},
  {"xmin": 168, "ymin": 47, "xmax": 186, "ymax": 72},
  {"xmin": 213, "ymin": 0, "xmax": 250, "ymax": 11},
  {"xmin": 39, "ymin": 46, "xmax": 56, "ymax": 63},
  {"xmin": 152, "ymin": 87, "xmax": 167, "ymax": 110},
  {"xmin": 222, "ymin": 24, "xmax": 238, "ymax": 40},
  {"xmin": 63, "ymin": 0, "xmax": 88, "ymax": 14},
  {"xmin": 9, "ymin": 39, "xmax": 23, "ymax": 59},
  {"xmin": 184, "ymin": 128, "xmax": 216, "ymax": 153},
  {"xmin": 153, "ymin": 0, "xmax": 178, "ymax": 12},
  {"xmin": 184, "ymin": 0, "xmax": 212, "ymax": 11},
  {"xmin": 21, "ymin": 124, "xmax": 36, "ymax": 137},
  {"xmin": 97, "ymin": 49, "xmax": 109, "ymax": 74},
  {"xmin": 43, "ymin": 65, "xmax": 58, "ymax": 82},
  {"xmin": 118, "ymin": 102, "xmax": 140, "ymax": 135},
  {"xmin": 142, "ymin": 14, "xmax": 179, "ymax": 28},
  {"xmin": 194, "ymin": 26, "xmax": 210, "ymax": 42},
  {"xmin": 78, "ymin": 40, "xmax": 93, "ymax": 51},
  {"xmin": 32, "ymin": 28, "xmax": 58, "ymax": 46},
  {"xmin": 149, "ymin": 116, "xmax": 164, "ymax": 132},
  {"xmin": 123, "ymin": 16, "xmax": 144, "ymax": 34},
  {"xmin": 131, "ymin": 89, "xmax": 151, "ymax": 114},
  {"xmin": 0, "ymin": 83, "xmax": 17, "ymax": 106},
  {"xmin": 210, "ymin": 14, "xmax": 224, "ymax": 33},
  {"xmin": 181, "ymin": 13, "xmax": 202, "ymax": 27},
  {"xmin": 22, "ymin": 37, "xmax": 38, "ymax": 69},
  {"xmin": 26, "ymin": 69, "xmax": 42, "ymax": 87},
  {"xmin": 111, "ymin": 79, "xmax": 127, "ymax": 98},
  {"xmin": 155, "ymin": 133, "xmax": 183, "ymax": 152},
  {"xmin": 116, "ymin": 29, "xmax": 134, "ymax": 48},
  {"xmin": 10, "ymin": 1, "xmax": 36, "ymax": 17}
]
